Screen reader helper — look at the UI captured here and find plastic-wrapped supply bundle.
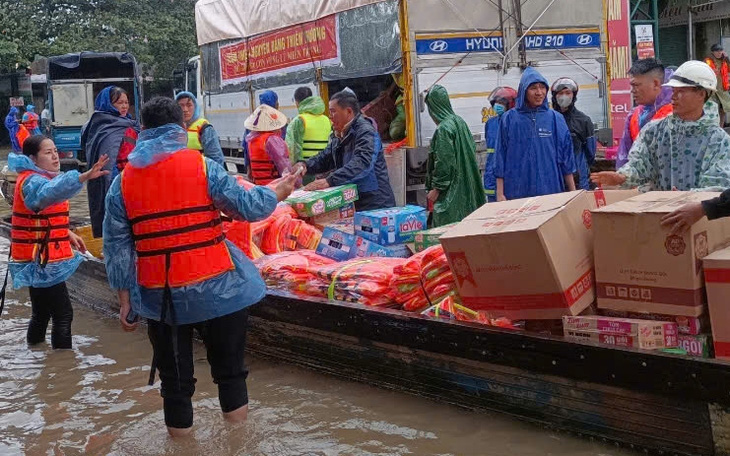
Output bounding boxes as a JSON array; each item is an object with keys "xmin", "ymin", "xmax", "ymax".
[
  {"xmin": 254, "ymin": 251, "xmax": 335, "ymax": 290},
  {"xmin": 421, "ymin": 295, "xmax": 523, "ymax": 330},
  {"xmin": 299, "ymin": 258, "xmax": 406, "ymax": 307},
  {"xmin": 390, "ymin": 245, "xmax": 458, "ymax": 312}
]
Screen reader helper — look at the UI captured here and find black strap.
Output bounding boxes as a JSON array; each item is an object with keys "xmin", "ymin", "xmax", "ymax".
[
  {"xmin": 0, "ymin": 249, "xmax": 10, "ymax": 318},
  {"xmin": 11, "ymin": 224, "xmax": 70, "ymax": 232},
  {"xmin": 129, "ymin": 204, "xmax": 216, "ymax": 226},
  {"xmin": 135, "ymin": 234, "xmax": 226, "ymax": 258},
  {"xmin": 12, "ymin": 211, "xmax": 69, "ymax": 219},
  {"xmin": 10, "ymin": 236, "xmax": 70, "ymax": 244},
  {"xmin": 131, "ymin": 218, "xmax": 222, "ymax": 242}
]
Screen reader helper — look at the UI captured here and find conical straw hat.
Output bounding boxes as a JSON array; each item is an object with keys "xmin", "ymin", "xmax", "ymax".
[{"xmin": 244, "ymin": 104, "xmax": 288, "ymax": 132}]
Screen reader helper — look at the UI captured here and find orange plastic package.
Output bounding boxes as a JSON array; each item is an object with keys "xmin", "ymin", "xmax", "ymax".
[
  {"xmin": 390, "ymin": 245, "xmax": 458, "ymax": 312},
  {"xmin": 255, "ymin": 251, "xmax": 335, "ymax": 290}
]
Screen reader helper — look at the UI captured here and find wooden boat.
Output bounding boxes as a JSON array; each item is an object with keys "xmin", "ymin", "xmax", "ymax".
[{"xmin": 3, "ymin": 219, "xmax": 730, "ymax": 456}]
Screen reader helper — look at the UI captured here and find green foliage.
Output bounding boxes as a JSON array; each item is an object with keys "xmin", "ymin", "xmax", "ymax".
[{"xmin": 0, "ymin": 0, "xmax": 198, "ymax": 92}]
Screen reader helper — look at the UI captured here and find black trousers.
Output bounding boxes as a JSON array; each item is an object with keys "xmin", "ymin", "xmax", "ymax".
[
  {"xmin": 27, "ymin": 282, "xmax": 73, "ymax": 349},
  {"xmin": 147, "ymin": 307, "xmax": 250, "ymax": 429}
]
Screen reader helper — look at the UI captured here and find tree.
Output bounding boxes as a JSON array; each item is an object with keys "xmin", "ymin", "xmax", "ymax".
[{"xmin": 0, "ymin": 0, "xmax": 198, "ymax": 94}]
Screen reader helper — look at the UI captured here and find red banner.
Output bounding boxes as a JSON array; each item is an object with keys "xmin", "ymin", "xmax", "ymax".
[
  {"xmin": 607, "ymin": 0, "xmax": 632, "ymax": 145},
  {"xmin": 220, "ymin": 15, "xmax": 340, "ymax": 84}
]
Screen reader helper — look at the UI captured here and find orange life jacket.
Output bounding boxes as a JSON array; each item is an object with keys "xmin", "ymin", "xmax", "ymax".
[
  {"xmin": 248, "ymin": 132, "xmax": 281, "ymax": 186},
  {"xmin": 10, "ymin": 171, "xmax": 73, "ymax": 267},
  {"xmin": 23, "ymin": 112, "xmax": 39, "ymax": 130},
  {"xmin": 705, "ymin": 57, "xmax": 730, "ymax": 91},
  {"xmin": 120, "ymin": 149, "xmax": 235, "ymax": 289},
  {"xmin": 629, "ymin": 103, "xmax": 673, "ymax": 141}
]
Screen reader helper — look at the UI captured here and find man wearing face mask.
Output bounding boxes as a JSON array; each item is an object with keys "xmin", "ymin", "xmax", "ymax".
[
  {"xmin": 494, "ymin": 67, "xmax": 576, "ymax": 201},
  {"xmin": 483, "ymin": 86, "xmax": 517, "ymax": 201},
  {"xmin": 551, "ymin": 78, "xmax": 596, "ymax": 190},
  {"xmin": 616, "ymin": 59, "xmax": 674, "ymax": 169}
]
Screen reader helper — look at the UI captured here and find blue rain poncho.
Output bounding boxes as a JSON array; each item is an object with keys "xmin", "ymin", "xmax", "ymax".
[
  {"xmin": 5, "ymin": 107, "xmax": 21, "ymax": 152},
  {"xmin": 483, "ymin": 115, "xmax": 501, "ymax": 201},
  {"xmin": 7, "ymin": 153, "xmax": 85, "ymax": 289},
  {"xmin": 174, "ymin": 91, "xmax": 225, "ymax": 167},
  {"xmin": 81, "ymin": 86, "xmax": 141, "ymax": 238},
  {"xmin": 618, "ymin": 101, "xmax": 730, "ymax": 191},
  {"xmin": 494, "ymin": 67, "xmax": 575, "ymax": 200},
  {"xmin": 103, "ymin": 123, "xmax": 278, "ymax": 325}
]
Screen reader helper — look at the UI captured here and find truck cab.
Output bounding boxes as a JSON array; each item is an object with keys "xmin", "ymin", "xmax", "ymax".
[{"xmin": 47, "ymin": 52, "xmax": 142, "ymax": 169}]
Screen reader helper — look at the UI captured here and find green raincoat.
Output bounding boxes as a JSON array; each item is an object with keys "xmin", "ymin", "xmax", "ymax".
[
  {"xmin": 286, "ymin": 95, "xmax": 328, "ymax": 164},
  {"xmin": 425, "ymin": 85, "xmax": 486, "ymax": 226}
]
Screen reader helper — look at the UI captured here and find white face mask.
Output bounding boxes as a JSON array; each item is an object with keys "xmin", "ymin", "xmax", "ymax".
[{"xmin": 556, "ymin": 93, "xmax": 574, "ymax": 109}]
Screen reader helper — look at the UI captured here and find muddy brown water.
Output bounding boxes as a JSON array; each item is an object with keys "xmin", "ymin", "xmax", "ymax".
[{"xmin": 0, "ymin": 151, "xmax": 638, "ymax": 455}]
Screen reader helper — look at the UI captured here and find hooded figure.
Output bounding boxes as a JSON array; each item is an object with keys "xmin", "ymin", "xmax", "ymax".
[
  {"xmin": 174, "ymin": 91, "xmax": 225, "ymax": 167},
  {"xmin": 285, "ymin": 93, "xmax": 331, "ymax": 163},
  {"xmin": 21, "ymin": 105, "xmax": 41, "ymax": 135},
  {"xmin": 616, "ymin": 68, "xmax": 674, "ymax": 169},
  {"xmin": 5, "ymin": 107, "xmax": 24, "ymax": 152},
  {"xmin": 494, "ymin": 67, "xmax": 576, "ymax": 200},
  {"xmin": 243, "ymin": 90, "xmax": 285, "ymax": 172},
  {"xmin": 484, "ymin": 86, "xmax": 517, "ymax": 201},
  {"xmin": 424, "ymin": 85, "xmax": 485, "ymax": 226},
  {"xmin": 80, "ymin": 86, "xmax": 141, "ymax": 237},
  {"xmin": 551, "ymin": 78, "xmax": 596, "ymax": 190}
]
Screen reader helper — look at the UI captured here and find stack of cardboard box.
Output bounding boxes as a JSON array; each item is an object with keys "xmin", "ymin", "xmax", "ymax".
[
  {"xmin": 314, "ymin": 205, "xmax": 426, "ymax": 262},
  {"xmin": 592, "ymin": 192, "xmax": 730, "ymax": 357}
]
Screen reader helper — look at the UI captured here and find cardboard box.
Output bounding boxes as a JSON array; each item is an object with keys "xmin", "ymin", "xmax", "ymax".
[
  {"xmin": 704, "ymin": 247, "xmax": 730, "ymax": 360},
  {"xmin": 306, "ymin": 203, "xmax": 355, "ymax": 230},
  {"xmin": 354, "ymin": 205, "xmax": 428, "ymax": 246},
  {"xmin": 413, "ymin": 223, "xmax": 458, "ymax": 252},
  {"xmin": 351, "ymin": 237, "xmax": 412, "ymax": 259},
  {"xmin": 587, "ymin": 189, "xmax": 641, "ymax": 209},
  {"xmin": 599, "ymin": 309, "xmax": 706, "ymax": 335},
  {"xmin": 563, "ymin": 315, "xmax": 678, "ymax": 339},
  {"xmin": 676, "ymin": 334, "xmax": 712, "ymax": 358},
  {"xmin": 564, "ymin": 328, "xmax": 678, "ymax": 350},
  {"xmin": 440, "ymin": 191, "xmax": 596, "ymax": 320},
  {"xmin": 315, "ymin": 223, "xmax": 357, "ymax": 262},
  {"xmin": 286, "ymin": 185, "xmax": 359, "ymax": 217},
  {"xmin": 593, "ymin": 191, "xmax": 730, "ymax": 317}
]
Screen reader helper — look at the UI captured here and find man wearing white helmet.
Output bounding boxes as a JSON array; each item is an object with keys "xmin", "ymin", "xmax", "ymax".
[{"xmin": 591, "ymin": 60, "xmax": 730, "ymax": 192}]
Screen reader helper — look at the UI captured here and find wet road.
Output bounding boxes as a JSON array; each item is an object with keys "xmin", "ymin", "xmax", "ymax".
[{"xmin": 0, "ymin": 151, "xmax": 639, "ymax": 455}]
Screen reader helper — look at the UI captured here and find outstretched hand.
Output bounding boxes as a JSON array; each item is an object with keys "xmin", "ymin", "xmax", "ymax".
[{"xmin": 80, "ymin": 155, "xmax": 111, "ymax": 183}]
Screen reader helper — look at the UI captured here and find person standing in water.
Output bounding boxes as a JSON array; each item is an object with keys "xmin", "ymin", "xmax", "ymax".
[{"xmin": 5, "ymin": 135, "xmax": 109, "ymax": 348}]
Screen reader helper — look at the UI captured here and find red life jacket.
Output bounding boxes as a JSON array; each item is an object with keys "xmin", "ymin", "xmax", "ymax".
[
  {"xmin": 629, "ymin": 103, "xmax": 673, "ymax": 141},
  {"xmin": 248, "ymin": 132, "xmax": 281, "ymax": 186},
  {"xmin": 706, "ymin": 57, "xmax": 730, "ymax": 91},
  {"xmin": 120, "ymin": 149, "xmax": 235, "ymax": 289},
  {"xmin": 116, "ymin": 127, "xmax": 138, "ymax": 172},
  {"xmin": 11, "ymin": 171, "xmax": 73, "ymax": 267},
  {"xmin": 23, "ymin": 112, "xmax": 39, "ymax": 130}
]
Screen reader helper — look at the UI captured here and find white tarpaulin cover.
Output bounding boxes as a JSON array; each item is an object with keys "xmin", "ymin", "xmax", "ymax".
[{"xmin": 195, "ymin": 0, "xmax": 388, "ymax": 45}]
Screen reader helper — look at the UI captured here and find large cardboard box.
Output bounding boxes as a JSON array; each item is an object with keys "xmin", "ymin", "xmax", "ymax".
[
  {"xmin": 440, "ymin": 191, "xmax": 596, "ymax": 320},
  {"xmin": 704, "ymin": 247, "xmax": 730, "ymax": 360},
  {"xmin": 286, "ymin": 185, "xmax": 359, "ymax": 217},
  {"xmin": 594, "ymin": 192, "xmax": 730, "ymax": 317},
  {"xmin": 587, "ymin": 189, "xmax": 641, "ymax": 209}
]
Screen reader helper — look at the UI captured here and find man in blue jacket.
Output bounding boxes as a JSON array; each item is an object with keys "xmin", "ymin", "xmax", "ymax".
[
  {"xmin": 495, "ymin": 67, "xmax": 576, "ymax": 201},
  {"xmin": 293, "ymin": 90, "xmax": 396, "ymax": 211}
]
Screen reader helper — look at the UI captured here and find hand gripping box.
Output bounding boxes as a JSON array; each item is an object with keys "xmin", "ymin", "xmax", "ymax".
[
  {"xmin": 593, "ymin": 192, "xmax": 730, "ymax": 317},
  {"xmin": 440, "ymin": 191, "xmax": 596, "ymax": 320}
]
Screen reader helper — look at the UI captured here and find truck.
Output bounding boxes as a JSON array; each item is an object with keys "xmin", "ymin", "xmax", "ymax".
[
  {"xmin": 47, "ymin": 52, "xmax": 143, "ymax": 168},
  {"xmin": 190, "ymin": 0, "xmax": 618, "ymax": 202}
]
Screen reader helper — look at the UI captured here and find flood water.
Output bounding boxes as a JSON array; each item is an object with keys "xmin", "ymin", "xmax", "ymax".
[{"xmin": 0, "ymin": 150, "xmax": 638, "ymax": 455}]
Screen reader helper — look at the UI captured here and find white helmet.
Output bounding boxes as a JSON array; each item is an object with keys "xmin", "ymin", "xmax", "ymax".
[{"xmin": 663, "ymin": 60, "xmax": 718, "ymax": 92}]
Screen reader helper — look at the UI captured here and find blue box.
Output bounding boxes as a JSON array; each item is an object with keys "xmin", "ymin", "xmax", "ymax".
[
  {"xmin": 315, "ymin": 223, "xmax": 357, "ymax": 262},
  {"xmin": 351, "ymin": 236, "xmax": 412, "ymax": 259},
  {"xmin": 353, "ymin": 205, "xmax": 428, "ymax": 245}
]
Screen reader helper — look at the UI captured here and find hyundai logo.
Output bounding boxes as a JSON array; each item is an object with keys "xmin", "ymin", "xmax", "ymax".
[
  {"xmin": 577, "ymin": 34, "xmax": 593, "ymax": 45},
  {"xmin": 429, "ymin": 40, "xmax": 448, "ymax": 52}
]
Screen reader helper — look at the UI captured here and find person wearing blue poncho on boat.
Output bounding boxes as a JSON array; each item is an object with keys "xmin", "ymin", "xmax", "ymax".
[{"xmin": 4, "ymin": 135, "xmax": 109, "ymax": 349}]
